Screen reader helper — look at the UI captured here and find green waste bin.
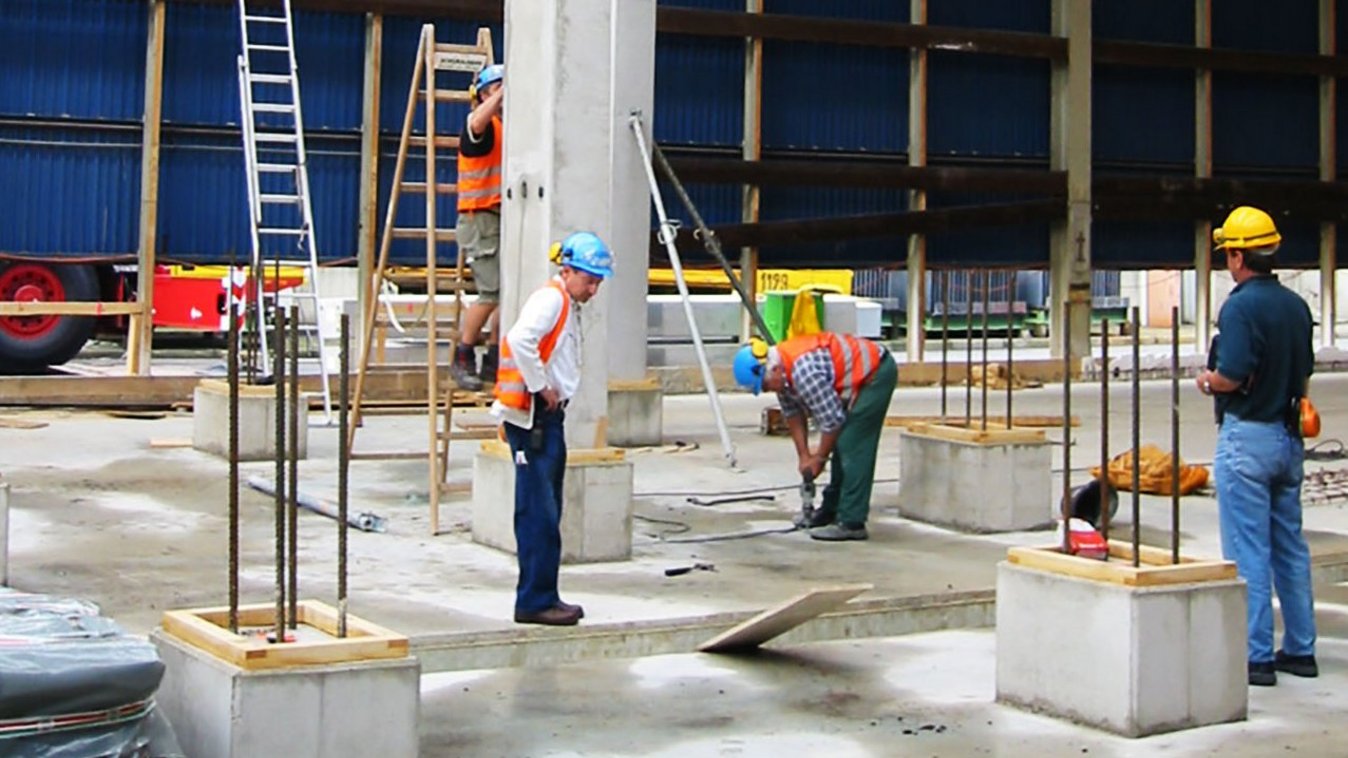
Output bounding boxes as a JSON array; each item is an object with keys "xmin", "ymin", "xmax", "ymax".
[{"xmin": 759, "ymin": 290, "xmax": 826, "ymax": 343}]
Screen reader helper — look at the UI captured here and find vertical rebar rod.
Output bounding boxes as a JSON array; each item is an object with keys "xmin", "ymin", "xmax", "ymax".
[
  {"xmin": 1131, "ymin": 306, "xmax": 1142, "ymax": 568},
  {"xmin": 965, "ymin": 270, "xmax": 973, "ymax": 428},
  {"xmin": 274, "ymin": 307, "xmax": 287, "ymax": 642},
  {"xmin": 287, "ymin": 306, "xmax": 299, "ymax": 629},
  {"xmin": 228, "ymin": 279, "xmax": 240, "ymax": 635},
  {"xmin": 1061, "ymin": 299, "xmax": 1073, "ymax": 554},
  {"xmin": 1006, "ymin": 280, "xmax": 1013, "ymax": 430},
  {"xmin": 940, "ymin": 270, "xmax": 950, "ymax": 423},
  {"xmin": 1171, "ymin": 305, "xmax": 1181, "ymax": 565},
  {"xmin": 338, "ymin": 313, "xmax": 350, "ymax": 638},
  {"xmin": 980, "ymin": 270, "xmax": 990, "ymax": 430},
  {"xmin": 1099, "ymin": 318, "xmax": 1111, "ymax": 548}
]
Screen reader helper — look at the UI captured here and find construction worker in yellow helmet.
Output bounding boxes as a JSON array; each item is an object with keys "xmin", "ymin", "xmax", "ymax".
[{"xmin": 1196, "ymin": 205, "xmax": 1318, "ymax": 686}]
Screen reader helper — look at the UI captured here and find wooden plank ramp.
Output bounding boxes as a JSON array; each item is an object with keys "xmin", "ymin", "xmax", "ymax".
[{"xmin": 697, "ymin": 584, "xmax": 872, "ymax": 653}]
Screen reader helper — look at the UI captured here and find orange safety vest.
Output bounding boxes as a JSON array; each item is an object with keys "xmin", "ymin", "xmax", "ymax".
[
  {"xmin": 457, "ymin": 116, "xmax": 502, "ymax": 212},
  {"xmin": 777, "ymin": 332, "xmax": 883, "ymax": 405},
  {"xmin": 494, "ymin": 280, "xmax": 571, "ymax": 412}
]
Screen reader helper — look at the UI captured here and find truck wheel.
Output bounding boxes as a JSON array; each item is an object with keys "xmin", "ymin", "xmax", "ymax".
[{"xmin": 0, "ymin": 262, "xmax": 99, "ymax": 372}]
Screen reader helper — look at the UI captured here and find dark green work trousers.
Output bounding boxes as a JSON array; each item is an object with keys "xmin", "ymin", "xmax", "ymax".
[{"xmin": 819, "ymin": 355, "xmax": 897, "ymax": 527}]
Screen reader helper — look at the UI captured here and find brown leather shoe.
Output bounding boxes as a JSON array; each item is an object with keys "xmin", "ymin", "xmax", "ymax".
[
  {"xmin": 557, "ymin": 600, "xmax": 585, "ymax": 619},
  {"xmin": 514, "ymin": 604, "xmax": 581, "ymax": 626}
]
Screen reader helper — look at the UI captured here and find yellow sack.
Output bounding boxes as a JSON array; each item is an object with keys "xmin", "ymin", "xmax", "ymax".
[
  {"xmin": 786, "ymin": 286, "xmax": 829, "ymax": 339},
  {"xmin": 1089, "ymin": 444, "xmax": 1209, "ymax": 497}
]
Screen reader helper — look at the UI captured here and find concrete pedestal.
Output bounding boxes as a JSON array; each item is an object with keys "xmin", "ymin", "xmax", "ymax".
[
  {"xmin": 607, "ymin": 378, "xmax": 663, "ymax": 447},
  {"xmin": 151, "ymin": 630, "xmax": 419, "ymax": 758},
  {"xmin": 898, "ymin": 428, "xmax": 1052, "ymax": 532},
  {"xmin": 0, "ymin": 481, "xmax": 8, "ymax": 586},
  {"xmin": 193, "ymin": 379, "xmax": 308, "ymax": 462},
  {"xmin": 996, "ymin": 560, "xmax": 1247, "ymax": 737},
  {"xmin": 472, "ymin": 441, "xmax": 634, "ymax": 563}
]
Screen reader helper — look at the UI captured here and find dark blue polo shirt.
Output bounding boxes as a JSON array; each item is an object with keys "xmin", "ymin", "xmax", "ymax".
[{"xmin": 1213, "ymin": 275, "xmax": 1313, "ymax": 424}]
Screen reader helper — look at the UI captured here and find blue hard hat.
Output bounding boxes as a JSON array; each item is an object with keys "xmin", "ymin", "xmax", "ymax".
[
  {"xmin": 475, "ymin": 64, "xmax": 504, "ymax": 92},
  {"xmin": 558, "ymin": 232, "xmax": 614, "ymax": 279},
  {"xmin": 733, "ymin": 344, "xmax": 765, "ymax": 395}
]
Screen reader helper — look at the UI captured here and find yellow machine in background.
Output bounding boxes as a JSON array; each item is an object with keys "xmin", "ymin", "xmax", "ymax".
[{"xmin": 647, "ymin": 268, "xmax": 853, "ymax": 296}]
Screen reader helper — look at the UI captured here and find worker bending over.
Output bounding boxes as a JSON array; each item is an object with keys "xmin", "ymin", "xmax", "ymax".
[
  {"xmin": 491, "ymin": 232, "xmax": 614, "ymax": 626},
  {"xmin": 733, "ymin": 332, "xmax": 897, "ymax": 541}
]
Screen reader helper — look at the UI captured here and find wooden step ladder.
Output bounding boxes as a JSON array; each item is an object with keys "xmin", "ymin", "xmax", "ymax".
[{"xmin": 348, "ymin": 25, "xmax": 497, "ymax": 535}]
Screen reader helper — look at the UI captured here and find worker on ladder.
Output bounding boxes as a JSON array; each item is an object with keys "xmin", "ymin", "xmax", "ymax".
[
  {"xmin": 492, "ymin": 232, "xmax": 614, "ymax": 626},
  {"xmin": 733, "ymin": 333, "xmax": 897, "ymax": 541},
  {"xmin": 451, "ymin": 63, "xmax": 506, "ymax": 391}
]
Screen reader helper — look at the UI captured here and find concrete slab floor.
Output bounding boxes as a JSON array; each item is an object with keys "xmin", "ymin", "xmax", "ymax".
[{"xmin": 2, "ymin": 372, "xmax": 1348, "ymax": 753}]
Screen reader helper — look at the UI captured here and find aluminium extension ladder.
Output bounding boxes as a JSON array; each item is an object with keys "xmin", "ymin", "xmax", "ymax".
[{"xmin": 235, "ymin": 0, "xmax": 333, "ymax": 421}]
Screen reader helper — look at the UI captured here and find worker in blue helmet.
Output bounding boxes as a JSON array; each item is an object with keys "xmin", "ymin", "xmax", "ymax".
[
  {"xmin": 491, "ymin": 231, "xmax": 613, "ymax": 626},
  {"xmin": 453, "ymin": 62, "xmax": 507, "ymax": 392},
  {"xmin": 733, "ymin": 331, "xmax": 896, "ymax": 542}
]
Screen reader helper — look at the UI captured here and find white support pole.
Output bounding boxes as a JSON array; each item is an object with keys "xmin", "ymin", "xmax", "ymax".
[
  {"xmin": 1319, "ymin": 0, "xmax": 1338, "ymax": 348},
  {"xmin": 906, "ymin": 0, "xmax": 928, "ymax": 363},
  {"xmin": 1194, "ymin": 0, "xmax": 1213, "ymax": 350},
  {"xmin": 1049, "ymin": 0, "xmax": 1093, "ymax": 362}
]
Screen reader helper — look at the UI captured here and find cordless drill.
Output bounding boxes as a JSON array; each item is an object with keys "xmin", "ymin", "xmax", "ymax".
[{"xmin": 793, "ymin": 473, "xmax": 816, "ymax": 529}]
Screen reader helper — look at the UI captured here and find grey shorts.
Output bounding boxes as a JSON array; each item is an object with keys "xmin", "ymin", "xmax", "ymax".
[{"xmin": 456, "ymin": 208, "xmax": 500, "ymax": 303}]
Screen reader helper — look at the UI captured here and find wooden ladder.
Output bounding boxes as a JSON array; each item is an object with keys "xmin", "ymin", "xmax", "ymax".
[{"xmin": 347, "ymin": 24, "xmax": 498, "ymax": 535}]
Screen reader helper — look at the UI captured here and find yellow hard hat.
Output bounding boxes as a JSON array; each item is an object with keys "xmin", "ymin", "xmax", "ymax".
[{"xmin": 1213, "ymin": 206, "xmax": 1281, "ymax": 253}]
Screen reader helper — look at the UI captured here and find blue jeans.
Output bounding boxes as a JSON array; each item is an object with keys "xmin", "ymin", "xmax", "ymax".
[
  {"xmin": 503, "ymin": 407, "xmax": 567, "ymax": 614},
  {"xmin": 1214, "ymin": 416, "xmax": 1316, "ymax": 663}
]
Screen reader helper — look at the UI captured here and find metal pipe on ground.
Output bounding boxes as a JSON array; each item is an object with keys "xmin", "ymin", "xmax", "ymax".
[{"xmin": 244, "ymin": 476, "xmax": 387, "ymax": 534}]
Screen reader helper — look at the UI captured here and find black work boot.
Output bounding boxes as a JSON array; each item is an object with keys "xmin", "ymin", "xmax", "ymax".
[
  {"xmin": 450, "ymin": 344, "xmax": 483, "ymax": 391},
  {"xmin": 479, "ymin": 344, "xmax": 499, "ymax": 385},
  {"xmin": 1274, "ymin": 651, "xmax": 1318, "ymax": 678},
  {"xmin": 1248, "ymin": 661, "xmax": 1277, "ymax": 686}
]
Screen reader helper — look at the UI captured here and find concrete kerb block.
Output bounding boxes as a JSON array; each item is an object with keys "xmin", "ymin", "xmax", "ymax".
[
  {"xmin": 995, "ymin": 560, "xmax": 1247, "ymax": 737},
  {"xmin": 607, "ymin": 378, "xmax": 663, "ymax": 448},
  {"xmin": 472, "ymin": 441, "xmax": 634, "ymax": 563},
  {"xmin": 151, "ymin": 630, "xmax": 420, "ymax": 758},
  {"xmin": 193, "ymin": 379, "xmax": 308, "ymax": 462},
  {"xmin": 898, "ymin": 430, "xmax": 1053, "ymax": 533},
  {"xmin": 0, "ymin": 480, "xmax": 8, "ymax": 586}
]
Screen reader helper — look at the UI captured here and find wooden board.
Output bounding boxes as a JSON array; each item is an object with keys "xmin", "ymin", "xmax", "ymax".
[
  {"xmin": 1006, "ymin": 542, "xmax": 1237, "ymax": 588},
  {"xmin": 148, "ymin": 438, "xmax": 193, "ymax": 449},
  {"xmin": 885, "ymin": 414, "xmax": 1079, "ymax": 429},
  {"xmin": 0, "ymin": 416, "xmax": 48, "ymax": 430},
  {"xmin": 697, "ymin": 584, "xmax": 872, "ymax": 653},
  {"xmin": 161, "ymin": 599, "xmax": 408, "ymax": 671},
  {"xmin": 478, "ymin": 439, "xmax": 626, "ymax": 465},
  {"xmin": 905, "ymin": 422, "xmax": 1046, "ymax": 445}
]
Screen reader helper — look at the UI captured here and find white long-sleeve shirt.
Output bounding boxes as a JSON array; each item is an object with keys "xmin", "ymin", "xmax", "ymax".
[{"xmin": 490, "ymin": 276, "xmax": 582, "ymax": 429}]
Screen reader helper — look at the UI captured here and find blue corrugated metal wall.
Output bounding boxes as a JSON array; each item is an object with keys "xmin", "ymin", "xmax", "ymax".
[{"xmin": 0, "ymin": 0, "xmax": 1337, "ymax": 271}]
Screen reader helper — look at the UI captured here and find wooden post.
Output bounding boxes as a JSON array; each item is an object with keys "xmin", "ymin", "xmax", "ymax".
[
  {"xmin": 740, "ymin": 0, "xmax": 763, "ymax": 341},
  {"xmin": 1194, "ymin": 0, "xmax": 1213, "ymax": 350},
  {"xmin": 906, "ymin": 0, "xmax": 928, "ymax": 362},
  {"xmin": 1319, "ymin": 0, "xmax": 1338, "ymax": 348},
  {"xmin": 356, "ymin": 13, "xmax": 383, "ymax": 355},
  {"xmin": 129, "ymin": 0, "xmax": 167, "ymax": 375}
]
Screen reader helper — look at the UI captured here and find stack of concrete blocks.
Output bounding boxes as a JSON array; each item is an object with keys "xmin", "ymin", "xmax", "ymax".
[
  {"xmin": 996, "ymin": 560, "xmax": 1247, "ymax": 737},
  {"xmin": 193, "ymin": 379, "xmax": 308, "ymax": 462},
  {"xmin": 472, "ymin": 442, "xmax": 634, "ymax": 562},
  {"xmin": 898, "ymin": 430, "xmax": 1053, "ymax": 532},
  {"xmin": 152, "ymin": 631, "xmax": 419, "ymax": 758},
  {"xmin": 607, "ymin": 379, "xmax": 663, "ymax": 447}
]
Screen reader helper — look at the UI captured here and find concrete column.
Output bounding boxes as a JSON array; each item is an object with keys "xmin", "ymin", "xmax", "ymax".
[
  {"xmin": 1320, "ymin": 0, "xmax": 1338, "ymax": 348},
  {"xmin": 501, "ymin": 0, "xmax": 656, "ymax": 449},
  {"xmin": 1194, "ymin": 0, "xmax": 1213, "ymax": 349},
  {"xmin": 1049, "ymin": 0, "xmax": 1092, "ymax": 362},
  {"xmin": 356, "ymin": 13, "xmax": 383, "ymax": 352},
  {"xmin": 906, "ymin": 0, "xmax": 928, "ymax": 362}
]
